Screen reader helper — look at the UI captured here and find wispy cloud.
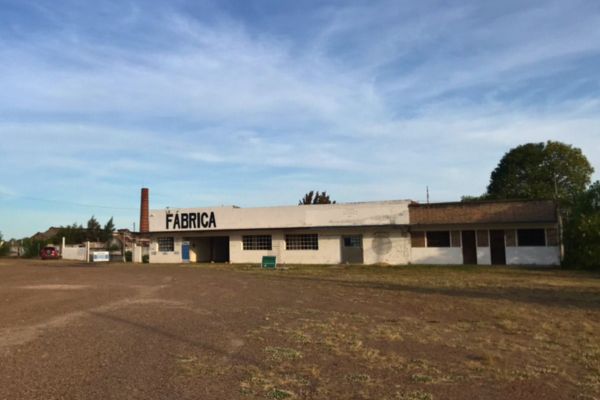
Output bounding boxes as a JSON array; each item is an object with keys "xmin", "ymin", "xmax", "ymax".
[{"xmin": 0, "ymin": 0, "xmax": 599, "ymax": 237}]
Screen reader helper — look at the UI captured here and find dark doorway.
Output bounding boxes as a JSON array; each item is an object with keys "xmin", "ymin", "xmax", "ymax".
[
  {"xmin": 461, "ymin": 230, "xmax": 477, "ymax": 265},
  {"xmin": 341, "ymin": 235, "xmax": 364, "ymax": 264},
  {"xmin": 489, "ymin": 230, "xmax": 506, "ymax": 265},
  {"xmin": 191, "ymin": 236, "xmax": 230, "ymax": 263}
]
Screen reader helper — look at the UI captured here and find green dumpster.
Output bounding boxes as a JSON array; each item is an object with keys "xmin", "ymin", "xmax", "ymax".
[{"xmin": 262, "ymin": 256, "xmax": 277, "ymax": 269}]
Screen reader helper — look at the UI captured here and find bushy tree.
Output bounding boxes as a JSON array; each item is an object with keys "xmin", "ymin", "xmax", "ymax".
[
  {"xmin": 563, "ymin": 182, "xmax": 600, "ymax": 269},
  {"xmin": 0, "ymin": 232, "xmax": 9, "ymax": 256},
  {"xmin": 486, "ymin": 141, "xmax": 594, "ymax": 206},
  {"xmin": 54, "ymin": 223, "xmax": 86, "ymax": 245},
  {"xmin": 102, "ymin": 217, "xmax": 115, "ymax": 242},
  {"xmin": 299, "ymin": 191, "xmax": 336, "ymax": 205},
  {"xmin": 86, "ymin": 216, "xmax": 102, "ymax": 242}
]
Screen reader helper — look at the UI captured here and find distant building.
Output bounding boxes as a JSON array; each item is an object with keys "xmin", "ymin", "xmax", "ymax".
[{"xmin": 139, "ymin": 188, "xmax": 560, "ymax": 266}]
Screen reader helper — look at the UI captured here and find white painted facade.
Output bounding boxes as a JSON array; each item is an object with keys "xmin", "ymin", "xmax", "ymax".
[
  {"xmin": 145, "ymin": 200, "xmax": 560, "ymax": 266},
  {"xmin": 147, "ymin": 201, "xmax": 411, "ymax": 265},
  {"xmin": 506, "ymin": 247, "xmax": 560, "ymax": 266}
]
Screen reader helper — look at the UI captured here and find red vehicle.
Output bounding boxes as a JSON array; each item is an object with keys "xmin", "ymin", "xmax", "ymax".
[{"xmin": 39, "ymin": 246, "xmax": 61, "ymax": 260}]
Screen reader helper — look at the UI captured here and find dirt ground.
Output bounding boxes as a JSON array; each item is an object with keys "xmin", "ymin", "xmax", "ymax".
[{"xmin": 0, "ymin": 259, "xmax": 598, "ymax": 400}]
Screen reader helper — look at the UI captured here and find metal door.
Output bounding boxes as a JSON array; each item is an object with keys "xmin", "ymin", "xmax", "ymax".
[
  {"xmin": 489, "ymin": 230, "xmax": 506, "ymax": 265},
  {"xmin": 341, "ymin": 235, "xmax": 364, "ymax": 264},
  {"xmin": 181, "ymin": 241, "xmax": 190, "ymax": 263},
  {"xmin": 461, "ymin": 230, "xmax": 477, "ymax": 265}
]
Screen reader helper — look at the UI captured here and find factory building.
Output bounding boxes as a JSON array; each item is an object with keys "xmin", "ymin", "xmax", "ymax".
[{"xmin": 139, "ymin": 189, "xmax": 560, "ymax": 266}]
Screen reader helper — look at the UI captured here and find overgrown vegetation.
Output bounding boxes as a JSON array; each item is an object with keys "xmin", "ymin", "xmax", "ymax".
[
  {"xmin": 564, "ymin": 182, "xmax": 600, "ymax": 269},
  {"xmin": 53, "ymin": 216, "xmax": 116, "ymax": 244}
]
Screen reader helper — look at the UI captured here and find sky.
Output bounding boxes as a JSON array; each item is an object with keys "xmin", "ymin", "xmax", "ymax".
[{"xmin": 1, "ymin": 0, "xmax": 599, "ymax": 239}]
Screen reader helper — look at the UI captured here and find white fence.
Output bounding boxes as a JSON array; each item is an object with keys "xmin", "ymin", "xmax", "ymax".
[{"xmin": 61, "ymin": 245, "xmax": 87, "ymax": 261}]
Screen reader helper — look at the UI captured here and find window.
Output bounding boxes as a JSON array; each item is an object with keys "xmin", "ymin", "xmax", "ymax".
[
  {"xmin": 286, "ymin": 234, "xmax": 318, "ymax": 250},
  {"xmin": 157, "ymin": 237, "xmax": 174, "ymax": 252},
  {"xmin": 242, "ymin": 235, "xmax": 272, "ymax": 250},
  {"xmin": 517, "ymin": 229, "xmax": 546, "ymax": 246},
  {"xmin": 343, "ymin": 236, "xmax": 362, "ymax": 248},
  {"xmin": 426, "ymin": 231, "xmax": 450, "ymax": 247}
]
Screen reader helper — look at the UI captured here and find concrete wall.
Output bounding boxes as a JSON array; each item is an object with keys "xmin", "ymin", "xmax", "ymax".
[
  {"xmin": 410, "ymin": 248, "xmax": 463, "ymax": 265},
  {"xmin": 149, "ymin": 201, "xmax": 410, "ymax": 233},
  {"xmin": 61, "ymin": 246, "xmax": 86, "ymax": 261},
  {"xmin": 506, "ymin": 247, "xmax": 560, "ymax": 266},
  {"xmin": 476, "ymin": 247, "xmax": 491, "ymax": 265},
  {"xmin": 149, "ymin": 227, "xmax": 411, "ymax": 265},
  {"xmin": 149, "ymin": 236, "xmax": 183, "ymax": 263},
  {"xmin": 363, "ymin": 231, "xmax": 410, "ymax": 265}
]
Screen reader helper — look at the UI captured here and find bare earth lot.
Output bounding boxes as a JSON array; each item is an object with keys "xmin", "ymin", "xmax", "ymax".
[{"xmin": 0, "ymin": 259, "xmax": 599, "ymax": 400}]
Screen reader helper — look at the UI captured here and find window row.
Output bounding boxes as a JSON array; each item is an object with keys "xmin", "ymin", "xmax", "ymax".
[
  {"xmin": 411, "ymin": 229, "xmax": 555, "ymax": 248},
  {"xmin": 157, "ymin": 235, "xmax": 320, "ymax": 252},
  {"xmin": 243, "ymin": 234, "xmax": 319, "ymax": 250}
]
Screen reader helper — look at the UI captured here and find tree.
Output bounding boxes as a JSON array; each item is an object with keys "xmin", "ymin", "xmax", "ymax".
[
  {"xmin": 299, "ymin": 191, "xmax": 336, "ymax": 205},
  {"xmin": 54, "ymin": 223, "xmax": 86, "ymax": 244},
  {"xmin": 0, "ymin": 231, "xmax": 9, "ymax": 257},
  {"xmin": 102, "ymin": 217, "xmax": 115, "ymax": 242},
  {"xmin": 486, "ymin": 141, "xmax": 594, "ymax": 206},
  {"xmin": 563, "ymin": 181, "xmax": 600, "ymax": 269},
  {"xmin": 86, "ymin": 216, "xmax": 102, "ymax": 242}
]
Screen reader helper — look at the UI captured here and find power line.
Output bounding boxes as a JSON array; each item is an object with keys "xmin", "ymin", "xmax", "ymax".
[{"xmin": 0, "ymin": 190, "xmax": 138, "ymax": 211}]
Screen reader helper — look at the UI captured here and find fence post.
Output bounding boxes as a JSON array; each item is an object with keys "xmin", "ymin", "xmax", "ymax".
[
  {"xmin": 86, "ymin": 241, "xmax": 90, "ymax": 263},
  {"xmin": 61, "ymin": 236, "xmax": 66, "ymax": 256}
]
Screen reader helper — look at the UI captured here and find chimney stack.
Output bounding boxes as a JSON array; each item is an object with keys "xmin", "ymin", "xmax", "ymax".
[{"xmin": 140, "ymin": 188, "xmax": 149, "ymax": 233}]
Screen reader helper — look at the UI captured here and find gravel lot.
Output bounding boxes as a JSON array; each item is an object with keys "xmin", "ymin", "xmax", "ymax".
[{"xmin": 0, "ymin": 259, "xmax": 599, "ymax": 400}]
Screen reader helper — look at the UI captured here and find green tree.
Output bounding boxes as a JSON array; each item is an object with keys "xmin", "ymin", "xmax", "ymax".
[
  {"xmin": 299, "ymin": 191, "xmax": 336, "ymax": 205},
  {"xmin": 0, "ymin": 232, "xmax": 9, "ymax": 257},
  {"xmin": 486, "ymin": 141, "xmax": 594, "ymax": 206},
  {"xmin": 54, "ymin": 223, "xmax": 86, "ymax": 244},
  {"xmin": 86, "ymin": 216, "xmax": 102, "ymax": 242},
  {"xmin": 563, "ymin": 181, "xmax": 600, "ymax": 269},
  {"xmin": 102, "ymin": 217, "xmax": 115, "ymax": 242}
]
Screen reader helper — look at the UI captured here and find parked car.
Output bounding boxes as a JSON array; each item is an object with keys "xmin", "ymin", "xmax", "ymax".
[{"xmin": 39, "ymin": 246, "xmax": 61, "ymax": 260}]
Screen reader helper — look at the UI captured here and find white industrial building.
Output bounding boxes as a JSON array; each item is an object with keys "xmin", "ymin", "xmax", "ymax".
[{"xmin": 140, "ymin": 189, "xmax": 560, "ymax": 266}]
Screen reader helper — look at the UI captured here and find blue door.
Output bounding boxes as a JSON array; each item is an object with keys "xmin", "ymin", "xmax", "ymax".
[{"xmin": 182, "ymin": 241, "xmax": 190, "ymax": 263}]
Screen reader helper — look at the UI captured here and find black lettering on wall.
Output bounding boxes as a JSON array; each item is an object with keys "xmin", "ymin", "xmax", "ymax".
[
  {"xmin": 181, "ymin": 213, "xmax": 188, "ymax": 229},
  {"xmin": 166, "ymin": 211, "xmax": 217, "ymax": 230}
]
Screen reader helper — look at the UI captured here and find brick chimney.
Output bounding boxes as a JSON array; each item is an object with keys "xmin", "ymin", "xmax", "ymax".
[{"xmin": 140, "ymin": 188, "xmax": 150, "ymax": 233}]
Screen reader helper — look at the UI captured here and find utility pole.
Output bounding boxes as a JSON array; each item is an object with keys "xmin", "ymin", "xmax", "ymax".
[{"xmin": 426, "ymin": 186, "xmax": 430, "ymax": 204}]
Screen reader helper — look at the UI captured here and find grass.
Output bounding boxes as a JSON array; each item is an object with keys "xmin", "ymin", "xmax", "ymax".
[{"xmin": 169, "ymin": 263, "xmax": 600, "ymax": 398}]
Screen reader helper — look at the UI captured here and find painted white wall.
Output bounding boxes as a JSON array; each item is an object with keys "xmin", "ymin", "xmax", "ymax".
[
  {"xmin": 61, "ymin": 246, "xmax": 86, "ymax": 261},
  {"xmin": 149, "ymin": 228, "xmax": 412, "ymax": 265},
  {"xmin": 149, "ymin": 201, "xmax": 410, "ymax": 233},
  {"xmin": 229, "ymin": 232, "xmax": 285, "ymax": 264},
  {"xmin": 477, "ymin": 247, "xmax": 491, "ymax": 265},
  {"xmin": 506, "ymin": 247, "xmax": 560, "ymax": 266},
  {"xmin": 363, "ymin": 231, "xmax": 410, "ymax": 265},
  {"xmin": 410, "ymin": 248, "xmax": 463, "ymax": 265},
  {"xmin": 149, "ymin": 236, "xmax": 183, "ymax": 263}
]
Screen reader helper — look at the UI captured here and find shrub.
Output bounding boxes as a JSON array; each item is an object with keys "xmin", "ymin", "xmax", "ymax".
[
  {"xmin": 142, "ymin": 254, "xmax": 149, "ymax": 263},
  {"xmin": 125, "ymin": 251, "xmax": 133, "ymax": 262}
]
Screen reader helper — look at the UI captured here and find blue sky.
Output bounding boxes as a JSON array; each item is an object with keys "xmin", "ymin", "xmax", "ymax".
[{"xmin": 1, "ymin": 0, "xmax": 599, "ymax": 239}]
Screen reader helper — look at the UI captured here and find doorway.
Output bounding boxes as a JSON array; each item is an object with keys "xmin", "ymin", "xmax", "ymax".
[
  {"xmin": 461, "ymin": 230, "xmax": 477, "ymax": 265},
  {"xmin": 489, "ymin": 230, "xmax": 506, "ymax": 265},
  {"xmin": 341, "ymin": 235, "xmax": 364, "ymax": 264},
  {"xmin": 191, "ymin": 236, "xmax": 230, "ymax": 263}
]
